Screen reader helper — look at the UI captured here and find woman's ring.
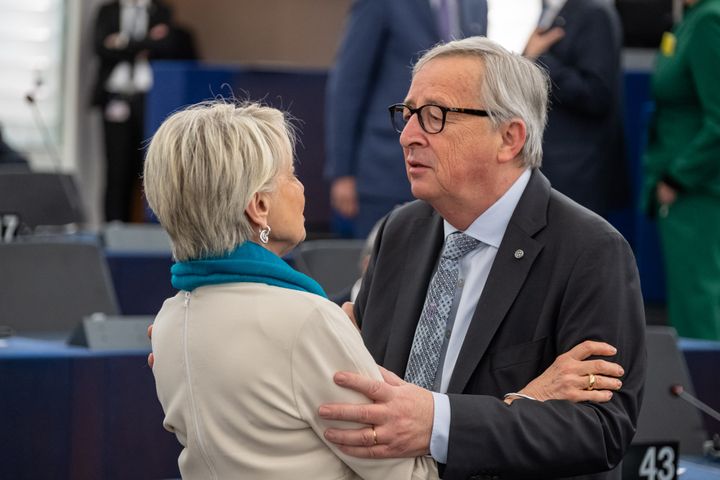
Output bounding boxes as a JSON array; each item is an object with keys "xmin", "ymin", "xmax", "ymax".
[
  {"xmin": 371, "ymin": 426, "xmax": 378, "ymax": 446},
  {"xmin": 587, "ymin": 373, "xmax": 597, "ymax": 391}
]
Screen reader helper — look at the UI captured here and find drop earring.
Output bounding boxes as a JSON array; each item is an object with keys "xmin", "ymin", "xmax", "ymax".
[{"xmin": 259, "ymin": 225, "xmax": 271, "ymax": 244}]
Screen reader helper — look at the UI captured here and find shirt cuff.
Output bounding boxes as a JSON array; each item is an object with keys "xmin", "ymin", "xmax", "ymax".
[{"xmin": 430, "ymin": 392, "xmax": 450, "ymax": 464}]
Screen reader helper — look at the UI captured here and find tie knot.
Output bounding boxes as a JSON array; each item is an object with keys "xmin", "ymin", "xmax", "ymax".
[{"xmin": 441, "ymin": 232, "xmax": 481, "ymax": 261}]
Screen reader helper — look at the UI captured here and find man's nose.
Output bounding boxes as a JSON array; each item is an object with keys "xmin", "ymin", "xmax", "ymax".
[{"xmin": 399, "ymin": 114, "xmax": 425, "ymax": 147}]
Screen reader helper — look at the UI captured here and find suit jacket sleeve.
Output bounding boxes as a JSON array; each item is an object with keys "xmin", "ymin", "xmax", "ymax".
[
  {"xmin": 291, "ymin": 303, "xmax": 438, "ymax": 480},
  {"xmin": 537, "ymin": 2, "xmax": 621, "ymax": 117},
  {"xmin": 324, "ymin": 0, "xmax": 388, "ymax": 180},
  {"xmin": 443, "ymin": 230, "xmax": 646, "ymax": 479}
]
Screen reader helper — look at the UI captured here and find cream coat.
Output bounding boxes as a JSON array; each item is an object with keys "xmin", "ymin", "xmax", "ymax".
[{"xmin": 152, "ymin": 283, "xmax": 437, "ymax": 480}]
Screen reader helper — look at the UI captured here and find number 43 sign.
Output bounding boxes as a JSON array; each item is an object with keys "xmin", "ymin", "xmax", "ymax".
[{"xmin": 622, "ymin": 442, "xmax": 679, "ymax": 480}]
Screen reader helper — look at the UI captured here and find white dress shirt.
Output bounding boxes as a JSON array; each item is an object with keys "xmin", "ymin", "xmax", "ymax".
[
  {"xmin": 429, "ymin": 168, "xmax": 531, "ymax": 463},
  {"xmin": 486, "ymin": 0, "xmax": 543, "ymax": 53}
]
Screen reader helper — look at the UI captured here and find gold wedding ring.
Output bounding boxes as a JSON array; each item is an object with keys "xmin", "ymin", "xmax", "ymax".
[
  {"xmin": 371, "ymin": 426, "xmax": 378, "ymax": 446},
  {"xmin": 587, "ymin": 373, "xmax": 597, "ymax": 391}
]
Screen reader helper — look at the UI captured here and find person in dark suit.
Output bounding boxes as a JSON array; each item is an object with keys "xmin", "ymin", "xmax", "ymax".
[
  {"xmin": 0, "ymin": 125, "xmax": 29, "ymax": 169},
  {"xmin": 91, "ymin": 0, "xmax": 195, "ymax": 222},
  {"xmin": 524, "ymin": 0, "xmax": 629, "ymax": 215},
  {"xmin": 318, "ymin": 37, "xmax": 645, "ymax": 479},
  {"xmin": 324, "ymin": 0, "xmax": 488, "ymax": 238}
]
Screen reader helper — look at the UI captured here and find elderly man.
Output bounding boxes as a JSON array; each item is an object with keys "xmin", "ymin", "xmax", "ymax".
[{"xmin": 318, "ymin": 37, "xmax": 646, "ymax": 479}]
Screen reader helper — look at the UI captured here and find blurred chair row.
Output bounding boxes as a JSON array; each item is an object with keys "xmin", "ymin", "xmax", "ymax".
[
  {"xmin": 0, "ymin": 171, "xmax": 367, "ymax": 335},
  {"xmin": 0, "ymin": 230, "xmax": 174, "ymax": 334},
  {"xmin": 0, "ymin": 235, "xmax": 367, "ymax": 334}
]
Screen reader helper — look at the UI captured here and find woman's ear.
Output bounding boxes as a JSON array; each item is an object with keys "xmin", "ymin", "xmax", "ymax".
[
  {"xmin": 245, "ymin": 191, "xmax": 271, "ymax": 228},
  {"xmin": 497, "ymin": 119, "xmax": 527, "ymax": 164}
]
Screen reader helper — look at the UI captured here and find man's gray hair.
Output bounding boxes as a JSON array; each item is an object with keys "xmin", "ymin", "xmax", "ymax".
[
  {"xmin": 143, "ymin": 101, "xmax": 295, "ymax": 261},
  {"xmin": 413, "ymin": 37, "xmax": 549, "ymax": 168}
]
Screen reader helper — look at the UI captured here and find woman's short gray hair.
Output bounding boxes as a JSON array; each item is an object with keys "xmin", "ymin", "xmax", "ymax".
[
  {"xmin": 143, "ymin": 100, "xmax": 295, "ymax": 261},
  {"xmin": 413, "ymin": 37, "xmax": 549, "ymax": 168}
]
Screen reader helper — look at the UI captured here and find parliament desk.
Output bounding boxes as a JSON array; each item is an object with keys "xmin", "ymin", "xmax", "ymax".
[
  {"xmin": 1, "ymin": 335, "xmax": 718, "ymax": 480},
  {"xmin": 0, "ymin": 336, "xmax": 180, "ymax": 480},
  {"xmin": 679, "ymin": 456, "xmax": 720, "ymax": 479},
  {"xmin": 105, "ymin": 251, "xmax": 175, "ymax": 316}
]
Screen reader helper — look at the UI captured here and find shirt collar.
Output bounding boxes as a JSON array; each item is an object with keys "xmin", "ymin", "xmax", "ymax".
[
  {"xmin": 443, "ymin": 168, "xmax": 531, "ymax": 248},
  {"xmin": 121, "ymin": 0, "xmax": 150, "ymax": 8}
]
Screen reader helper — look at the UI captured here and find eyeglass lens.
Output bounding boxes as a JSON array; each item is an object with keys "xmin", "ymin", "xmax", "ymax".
[{"xmin": 391, "ymin": 105, "xmax": 445, "ymax": 134}]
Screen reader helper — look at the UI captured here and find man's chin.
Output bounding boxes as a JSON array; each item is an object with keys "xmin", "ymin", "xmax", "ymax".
[{"xmin": 409, "ymin": 184, "xmax": 432, "ymax": 203}]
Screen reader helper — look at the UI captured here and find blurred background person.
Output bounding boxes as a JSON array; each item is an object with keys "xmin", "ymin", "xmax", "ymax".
[
  {"xmin": 643, "ymin": 0, "xmax": 720, "ymax": 340},
  {"xmin": 324, "ymin": 0, "xmax": 489, "ymax": 238},
  {"xmin": 523, "ymin": 0, "xmax": 630, "ymax": 216},
  {"xmin": 91, "ymin": 0, "xmax": 195, "ymax": 223},
  {"xmin": 325, "ymin": 0, "xmax": 629, "ymax": 240},
  {"xmin": 0, "ymin": 124, "xmax": 29, "ymax": 170}
]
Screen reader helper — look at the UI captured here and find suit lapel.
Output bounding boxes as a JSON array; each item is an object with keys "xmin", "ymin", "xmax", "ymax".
[
  {"xmin": 447, "ymin": 170, "xmax": 551, "ymax": 393},
  {"xmin": 383, "ymin": 212, "xmax": 444, "ymax": 375}
]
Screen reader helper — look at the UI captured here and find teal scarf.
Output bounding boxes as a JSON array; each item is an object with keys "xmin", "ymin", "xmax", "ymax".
[{"xmin": 171, "ymin": 241, "xmax": 327, "ymax": 298}]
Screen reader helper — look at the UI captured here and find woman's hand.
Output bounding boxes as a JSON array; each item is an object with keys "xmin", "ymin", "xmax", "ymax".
[
  {"xmin": 505, "ymin": 340, "xmax": 624, "ymax": 404},
  {"xmin": 342, "ymin": 302, "xmax": 359, "ymax": 330},
  {"xmin": 656, "ymin": 181, "xmax": 678, "ymax": 217}
]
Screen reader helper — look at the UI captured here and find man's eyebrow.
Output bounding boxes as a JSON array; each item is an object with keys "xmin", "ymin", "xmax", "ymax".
[{"xmin": 405, "ymin": 97, "xmax": 447, "ymax": 108}]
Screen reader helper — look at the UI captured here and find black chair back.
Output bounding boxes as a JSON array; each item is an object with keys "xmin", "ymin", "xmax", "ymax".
[
  {"xmin": 0, "ymin": 241, "xmax": 119, "ymax": 333},
  {"xmin": 292, "ymin": 239, "xmax": 365, "ymax": 299},
  {"xmin": 634, "ymin": 326, "xmax": 708, "ymax": 455},
  {"xmin": 0, "ymin": 172, "xmax": 85, "ymax": 232}
]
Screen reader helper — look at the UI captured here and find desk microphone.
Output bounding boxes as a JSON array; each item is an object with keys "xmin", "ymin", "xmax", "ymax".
[
  {"xmin": 25, "ymin": 76, "xmax": 63, "ymax": 171},
  {"xmin": 671, "ymin": 384, "xmax": 720, "ymax": 461},
  {"xmin": 24, "ymin": 75, "xmax": 83, "ymax": 225},
  {"xmin": 670, "ymin": 384, "xmax": 720, "ymax": 423}
]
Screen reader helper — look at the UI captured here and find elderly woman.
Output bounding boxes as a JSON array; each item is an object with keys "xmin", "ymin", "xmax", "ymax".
[{"xmin": 144, "ymin": 101, "xmax": 623, "ymax": 479}]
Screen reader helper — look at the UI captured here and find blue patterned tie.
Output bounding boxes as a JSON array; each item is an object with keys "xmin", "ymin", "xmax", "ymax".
[{"xmin": 405, "ymin": 232, "xmax": 481, "ymax": 390}]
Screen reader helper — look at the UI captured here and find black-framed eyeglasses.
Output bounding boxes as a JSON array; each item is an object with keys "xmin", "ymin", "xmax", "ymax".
[{"xmin": 388, "ymin": 103, "xmax": 492, "ymax": 134}]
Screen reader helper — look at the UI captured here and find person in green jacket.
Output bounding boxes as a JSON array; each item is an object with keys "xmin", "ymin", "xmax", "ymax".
[{"xmin": 643, "ymin": 0, "xmax": 720, "ymax": 340}]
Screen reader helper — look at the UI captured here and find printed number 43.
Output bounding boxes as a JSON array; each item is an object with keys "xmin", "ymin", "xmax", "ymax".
[{"xmin": 639, "ymin": 446, "xmax": 675, "ymax": 480}]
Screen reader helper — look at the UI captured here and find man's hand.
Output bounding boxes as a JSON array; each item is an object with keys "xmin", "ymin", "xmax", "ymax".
[
  {"xmin": 330, "ymin": 176, "xmax": 359, "ymax": 218},
  {"xmin": 149, "ymin": 23, "xmax": 169, "ymax": 41},
  {"xmin": 656, "ymin": 181, "xmax": 677, "ymax": 206},
  {"xmin": 511, "ymin": 340, "xmax": 624, "ymax": 404},
  {"xmin": 523, "ymin": 27, "xmax": 565, "ymax": 60},
  {"xmin": 147, "ymin": 323, "xmax": 154, "ymax": 368},
  {"xmin": 319, "ymin": 367, "xmax": 433, "ymax": 458}
]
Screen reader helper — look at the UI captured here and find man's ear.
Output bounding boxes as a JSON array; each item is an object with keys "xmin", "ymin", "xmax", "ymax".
[
  {"xmin": 245, "ymin": 191, "xmax": 271, "ymax": 227},
  {"xmin": 497, "ymin": 119, "xmax": 527, "ymax": 164}
]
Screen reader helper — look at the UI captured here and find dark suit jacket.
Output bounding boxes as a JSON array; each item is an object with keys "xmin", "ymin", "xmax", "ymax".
[
  {"xmin": 355, "ymin": 170, "xmax": 646, "ymax": 480},
  {"xmin": 91, "ymin": 0, "xmax": 194, "ymax": 107},
  {"xmin": 538, "ymin": 0, "xmax": 630, "ymax": 215},
  {"xmin": 324, "ymin": 0, "xmax": 486, "ymax": 201}
]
